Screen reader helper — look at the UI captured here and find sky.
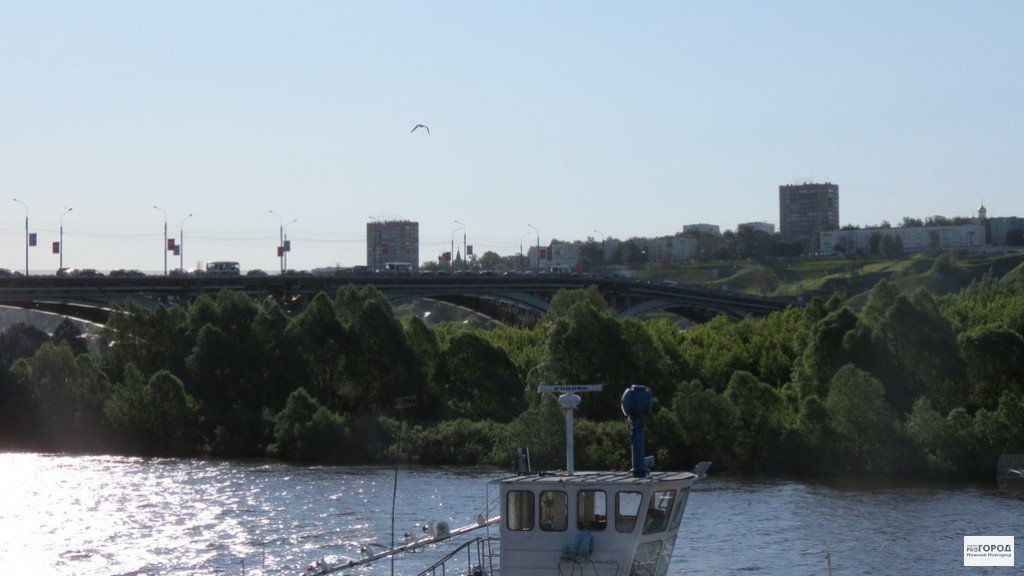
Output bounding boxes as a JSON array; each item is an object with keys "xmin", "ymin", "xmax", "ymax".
[{"xmin": 1, "ymin": 1, "xmax": 1022, "ymax": 273}]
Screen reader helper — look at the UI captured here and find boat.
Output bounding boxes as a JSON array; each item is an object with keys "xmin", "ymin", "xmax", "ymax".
[{"xmin": 303, "ymin": 384, "xmax": 710, "ymax": 576}]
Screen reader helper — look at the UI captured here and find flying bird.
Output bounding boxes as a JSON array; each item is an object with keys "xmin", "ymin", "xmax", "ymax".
[{"xmin": 411, "ymin": 124, "xmax": 430, "ymax": 135}]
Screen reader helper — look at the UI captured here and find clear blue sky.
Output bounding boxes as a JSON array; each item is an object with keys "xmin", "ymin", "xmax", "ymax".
[{"xmin": 2, "ymin": 1, "xmax": 1021, "ymax": 273}]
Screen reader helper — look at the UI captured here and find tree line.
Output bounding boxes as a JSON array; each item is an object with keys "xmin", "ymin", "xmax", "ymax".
[{"xmin": 1, "ymin": 275, "xmax": 1023, "ymax": 480}]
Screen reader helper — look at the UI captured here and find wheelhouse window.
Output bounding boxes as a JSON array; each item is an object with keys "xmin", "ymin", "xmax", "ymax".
[
  {"xmin": 577, "ymin": 490, "xmax": 607, "ymax": 531},
  {"xmin": 629, "ymin": 540, "xmax": 663, "ymax": 576},
  {"xmin": 669, "ymin": 488, "xmax": 689, "ymax": 530},
  {"xmin": 615, "ymin": 491, "xmax": 643, "ymax": 533},
  {"xmin": 642, "ymin": 490, "xmax": 676, "ymax": 535},
  {"xmin": 506, "ymin": 490, "xmax": 534, "ymax": 531},
  {"xmin": 539, "ymin": 490, "xmax": 567, "ymax": 531}
]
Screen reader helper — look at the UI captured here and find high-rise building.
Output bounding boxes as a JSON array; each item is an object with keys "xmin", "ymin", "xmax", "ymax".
[
  {"xmin": 366, "ymin": 219, "xmax": 419, "ymax": 270},
  {"xmin": 779, "ymin": 182, "xmax": 839, "ymax": 250}
]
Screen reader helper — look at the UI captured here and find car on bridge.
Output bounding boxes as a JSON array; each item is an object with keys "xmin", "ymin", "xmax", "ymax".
[
  {"xmin": 109, "ymin": 269, "xmax": 146, "ymax": 278},
  {"xmin": 57, "ymin": 268, "xmax": 102, "ymax": 277}
]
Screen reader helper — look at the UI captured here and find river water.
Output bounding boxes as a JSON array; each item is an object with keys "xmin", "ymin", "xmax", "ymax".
[{"xmin": 0, "ymin": 453, "xmax": 1020, "ymax": 575}]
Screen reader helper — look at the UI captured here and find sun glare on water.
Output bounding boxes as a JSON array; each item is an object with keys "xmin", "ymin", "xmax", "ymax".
[{"xmin": 0, "ymin": 453, "xmax": 254, "ymax": 573}]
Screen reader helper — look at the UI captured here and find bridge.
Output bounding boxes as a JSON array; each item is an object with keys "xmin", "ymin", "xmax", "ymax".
[{"xmin": 0, "ymin": 273, "xmax": 794, "ymax": 325}]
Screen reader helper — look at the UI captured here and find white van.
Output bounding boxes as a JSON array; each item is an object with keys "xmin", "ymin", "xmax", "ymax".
[{"xmin": 206, "ymin": 261, "xmax": 241, "ymax": 276}]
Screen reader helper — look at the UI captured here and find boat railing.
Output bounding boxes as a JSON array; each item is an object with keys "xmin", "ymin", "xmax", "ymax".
[{"xmin": 416, "ymin": 536, "xmax": 499, "ymax": 576}]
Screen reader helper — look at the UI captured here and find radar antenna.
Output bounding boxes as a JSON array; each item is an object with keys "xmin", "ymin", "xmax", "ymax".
[{"xmin": 538, "ymin": 385, "xmax": 602, "ymax": 475}]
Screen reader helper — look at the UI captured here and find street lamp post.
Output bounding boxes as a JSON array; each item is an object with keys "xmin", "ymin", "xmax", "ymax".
[
  {"xmin": 59, "ymin": 207, "xmax": 72, "ymax": 271},
  {"xmin": 283, "ymin": 218, "xmax": 297, "ymax": 271},
  {"xmin": 269, "ymin": 210, "xmax": 284, "ymax": 274},
  {"xmin": 12, "ymin": 198, "xmax": 28, "ymax": 275},
  {"xmin": 528, "ymin": 223, "xmax": 540, "ymax": 272},
  {"xmin": 153, "ymin": 206, "xmax": 168, "ymax": 275},
  {"xmin": 520, "ymin": 232, "xmax": 532, "ymax": 271},
  {"xmin": 454, "ymin": 220, "xmax": 466, "ymax": 269},
  {"xmin": 179, "ymin": 213, "xmax": 193, "ymax": 272}
]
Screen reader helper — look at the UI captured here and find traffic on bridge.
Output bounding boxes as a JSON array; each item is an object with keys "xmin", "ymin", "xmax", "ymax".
[{"xmin": 0, "ymin": 267, "xmax": 794, "ymax": 326}]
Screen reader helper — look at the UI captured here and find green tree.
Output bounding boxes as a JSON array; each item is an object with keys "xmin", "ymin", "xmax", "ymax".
[
  {"xmin": 723, "ymin": 371, "xmax": 784, "ymax": 471},
  {"xmin": 868, "ymin": 232, "xmax": 883, "ymax": 255},
  {"xmin": 406, "ymin": 316, "xmax": 441, "ymax": 382},
  {"xmin": 904, "ymin": 397, "xmax": 957, "ymax": 474},
  {"xmin": 497, "ymin": 397, "xmax": 565, "ymax": 470},
  {"xmin": 879, "ymin": 234, "xmax": 904, "ymax": 259},
  {"xmin": 478, "ymin": 250, "xmax": 503, "ymax": 271},
  {"xmin": 870, "ymin": 290, "xmax": 966, "ymax": 414},
  {"xmin": 10, "ymin": 342, "xmax": 109, "ymax": 450},
  {"xmin": 184, "ymin": 291, "xmax": 268, "ymax": 410},
  {"xmin": 251, "ymin": 300, "xmax": 305, "ymax": 409},
  {"xmin": 441, "ymin": 332, "xmax": 525, "ymax": 422},
  {"xmin": 105, "ymin": 368, "xmax": 201, "ymax": 455},
  {"xmin": 286, "ymin": 293, "xmax": 349, "ymax": 406},
  {"xmin": 681, "ymin": 316, "xmax": 755, "ymax": 392},
  {"xmin": 931, "ymin": 253, "xmax": 967, "ymax": 284},
  {"xmin": 180, "ymin": 292, "xmax": 273, "ymax": 456},
  {"xmin": 333, "ymin": 284, "xmax": 391, "ymax": 327},
  {"xmin": 860, "ymin": 280, "xmax": 900, "ymax": 327},
  {"xmin": 52, "ymin": 318, "xmax": 88, "ymax": 356},
  {"xmin": 345, "ymin": 299, "xmax": 426, "ymax": 415},
  {"xmin": 791, "ymin": 308, "xmax": 860, "ymax": 399},
  {"xmin": 957, "ymin": 327, "xmax": 1024, "ymax": 409},
  {"xmin": 270, "ymin": 387, "xmax": 350, "ymax": 461},
  {"xmin": 642, "ymin": 319, "xmax": 689, "ymax": 388},
  {"xmin": 1006, "ymin": 227, "xmax": 1024, "ymax": 246},
  {"xmin": 0, "ymin": 322, "xmax": 51, "ymax": 373},
  {"xmin": 618, "ymin": 319, "xmax": 677, "ymax": 402},
  {"xmin": 547, "ymin": 286, "xmax": 610, "ymax": 320},
  {"xmin": 102, "ymin": 302, "xmax": 190, "ymax": 383},
  {"xmin": 577, "ymin": 240, "xmax": 605, "ymax": 271},
  {"xmin": 617, "ymin": 240, "xmax": 646, "ymax": 270},
  {"xmin": 477, "ymin": 325, "xmax": 547, "ymax": 381},
  {"xmin": 547, "ymin": 301, "xmax": 634, "ymax": 419},
  {"xmin": 404, "ymin": 418, "xmax": 500, "ymax": 464},
  {"xmin": 826, "ymin": 365, "xmax": 899, "ymax": 473},
  {"xmin": 666, "ymin": 380, "xmax": 735, "ymax": 469},
  {"xmin": 794, "ymin": 395, "xmax": 834, "ymax": 472}
]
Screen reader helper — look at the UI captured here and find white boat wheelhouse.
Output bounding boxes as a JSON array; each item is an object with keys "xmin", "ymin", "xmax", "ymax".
[{"xmin": 497, "ymin": 469, "xmax": 695, "ymax": 576}]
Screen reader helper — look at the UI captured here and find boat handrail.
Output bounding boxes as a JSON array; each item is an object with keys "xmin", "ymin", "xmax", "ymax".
[
  {"xmin": 416, "ymin": 536, "xmax": 500, "ymax": 576},
  {"xmin": 308, "ymin": 516, "xmax": 500, "ymax": 575}
]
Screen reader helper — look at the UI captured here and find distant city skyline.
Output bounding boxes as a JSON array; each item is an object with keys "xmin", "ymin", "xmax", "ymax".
[{"xmin": 2, "ymin": 2, "xmax": 1021, "ymax": 272}]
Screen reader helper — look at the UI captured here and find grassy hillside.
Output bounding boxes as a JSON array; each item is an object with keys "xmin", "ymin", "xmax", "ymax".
[{"xmin": 635, "ymin": 251, "xmax": 1024, "ymax": 302}]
